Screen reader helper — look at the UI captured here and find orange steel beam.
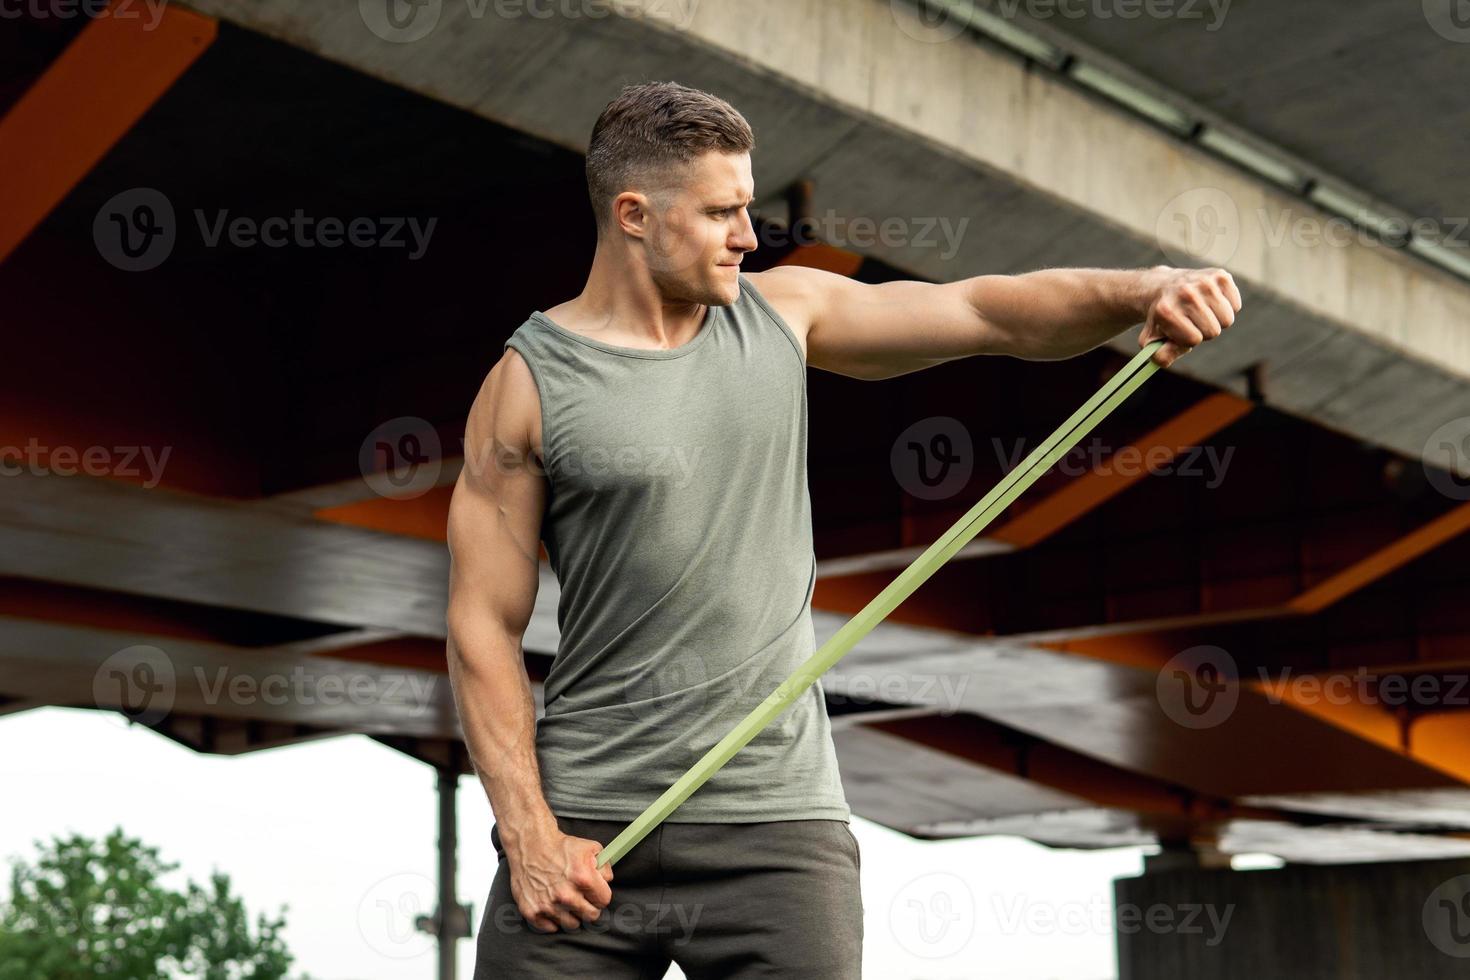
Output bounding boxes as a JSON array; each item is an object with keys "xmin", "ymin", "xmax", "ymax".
[
  {"xmin": 1288, "ymin": 498, "xmax": 1470, "ymax": 614},
  {"xmin": 314, "ymin": 485, "xmax": 455, "ymax": 542},
  {"xmin": 1048, "ymin": 615, "xmax": 1470, "ymax": 785},
  {"xmin": 774, "ymin": 242, "xmax": 863, "ymax": 277},
  {"xmin": 308, "ymin": 478, "xmax": 550, "ymax": 563},
  {"xmin": 813, "ymin": 392, "xmax": 1250, "ymax": 585},
  {"xmin": 0, "ymin": 1, "xmax": 216, "ymax": 264},
  {"xmin": 1026, "ymin": 497, "xmax": 1470, "ymax": 645},
  {"xmin": 989, "ymin": 391, "xmax": 1252, "ymax": 548},
  {"xmin": 1251, "ymin": 675, "xmax": 1470, "ymax": 783}
]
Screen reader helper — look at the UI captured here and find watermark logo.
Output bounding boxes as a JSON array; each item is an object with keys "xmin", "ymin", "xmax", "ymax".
[
  {"xmin": 0, "ymin": 438, "xmax": 172, "ymax": 488},
  {"xmin": 94, "ymin": 188, "xmax": 437, "ymax": 271},
  {"xmin": 890, "ymin": 0, "xmax": 1231, "ymax": 44},
  {"xmin": 193, "ymin": 665, "xmax": 437, "ymax": 715},
  {"xmin": 93, "ymin": 645, "xmax": 176, "ymax": 726},
  {"xmin": 826, "ymin": 670, "xmax": 970, "ymax": 714},
  {"xmin": 992, "ymin": 893, "xmax": 1234, "ymax": 944},
  {"xmin": 766, "ymin": 210, "xmax": 971, "ymax": 261},
  {"xmin": 622, "ymin": 652, "xmax": 711, "ymax": 732},
  {"xmin": 358, "ymin": 871, "xmax": 437, "ymax": 959},
  {"xmin": 1156, "ymin": 644, "xmax": 1239, "ymax": 729},
  {"xmin": 0, "ymin": 0, "xmax": 169, "ymax": 29},
  {"xmin": 1254, "ymin": 667, "xmax": 1470, "ymax": 713},
  {"xmin": 889, "ymin": 871, "xmax": 976, "ymax": 958},
  {"xmin": 889, "ymin": 1, "xmax": 970, "ymax": 44},
  {"xmin": 1259, "ymin": 209, "xmax": 1468, "ymax": 251},
  {"xmin": 1159, "ymin": 189, "xmax": 1470, "ymax": 266},
  {"xmin": 486, "ymin": 892, "xmax": 705, "ymax": 943},
  {"xmin": 361, "ymin": 417, "xmax": 444, "ymax": 500},
  {"xmin": 991, "ymin": 436, "xmax": 1234, "ymax": 489},
  {"xmin": 360, "ymin": 0, "xmax": 443, "ymax": 43},
  {"xmin": 1423, "ymin": 874, "xmax": 1470, "ymax": 958},
  {"xmin": 1424, "ymin": 0, "xmax": 1470, "ymax": 42},
  {"xmin": 1422, "ymin": 417, "xmax": 1470, "ymax": 501},
  {"xmin": 359, "ymin": 0, "xmax": 700, "ymax": 43},
  {"xmin": 553, "ymin": 442, "xmax": 706, "ymax": 491},
  {"xmin": 95, "ymin": 188, "xmax": 176, "ymax": 272},
  {"xmin": 1156, "ymin": 187, "xmax": 1241, "ymax": 268},
  {"xmin": 892, "ymin": 416, "xmax": 973, "ymax": 500}
]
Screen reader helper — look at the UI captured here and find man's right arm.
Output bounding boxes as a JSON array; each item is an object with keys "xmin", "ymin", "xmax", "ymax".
[{"xmin": 445, "ymin": 347, "xmax": 612, "ymax": 933}]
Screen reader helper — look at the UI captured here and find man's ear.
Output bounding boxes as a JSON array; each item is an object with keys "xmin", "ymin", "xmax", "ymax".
[{"xmin": 613, "ymin": 191, "xmax": 650, "ymax": 240}]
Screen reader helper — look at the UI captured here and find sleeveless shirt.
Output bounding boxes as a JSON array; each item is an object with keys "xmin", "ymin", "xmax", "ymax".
[{"xmin": 501, "ymin": 273, "xmax": 851, "ymax": 823}]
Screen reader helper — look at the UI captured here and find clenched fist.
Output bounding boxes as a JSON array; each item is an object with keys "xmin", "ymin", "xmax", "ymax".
[
  {"xmin": 1138, "ymin": 266, "xmax": 1242, "ymax": 367},
  {"xmin": 506, "ymin": 827, "xmax": 615, "ymax": 933}
]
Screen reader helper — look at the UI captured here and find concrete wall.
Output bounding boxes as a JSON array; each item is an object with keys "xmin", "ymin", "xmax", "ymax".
[{"xmin": 1116, "ymin": 857, "xmax": 1470, "ymax": 978}]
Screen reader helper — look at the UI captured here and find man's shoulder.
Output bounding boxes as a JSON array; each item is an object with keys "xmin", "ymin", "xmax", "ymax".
[{"xmin": 743, "ymin": 267, "xmax": 824, "ymax": 348}]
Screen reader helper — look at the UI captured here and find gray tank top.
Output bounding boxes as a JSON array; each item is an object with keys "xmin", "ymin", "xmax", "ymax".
[{"xmin": 502, "ymin": 273, "xmax": 850, "ymax": 823}]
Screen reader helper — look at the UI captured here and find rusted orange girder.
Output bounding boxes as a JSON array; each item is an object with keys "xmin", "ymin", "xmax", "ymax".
[
  {"xmin": 1289, "ymin": 498, "xmax": 1470, "ymax": 614},
  {"xmin": 0, "ymin": 1, "xmax": 216, "ymax": 264},
  {"xmin": 989, "ymin": 390, "xmax": 1251, "ymax": 547},
  {"xmin": 774, "ymin": 242, "xmax": 864, "ymax": 276}
]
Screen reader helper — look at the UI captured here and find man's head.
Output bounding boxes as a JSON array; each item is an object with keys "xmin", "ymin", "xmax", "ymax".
[{"xmin": 586, "ymin": 81, "xmax": 758, "ymax": 306}]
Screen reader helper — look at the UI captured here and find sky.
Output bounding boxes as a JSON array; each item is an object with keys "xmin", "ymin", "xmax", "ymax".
[{"xmin": 1, "ymin": 706, "xmax": 1167, "ymax": 979}]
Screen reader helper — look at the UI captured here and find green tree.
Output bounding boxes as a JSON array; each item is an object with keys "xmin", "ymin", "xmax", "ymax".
[{"xmin": 0, "ymin": 827, "xmax": 306, "ymax": 979}]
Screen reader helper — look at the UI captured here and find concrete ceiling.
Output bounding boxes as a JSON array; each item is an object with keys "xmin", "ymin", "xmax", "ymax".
[{"xmin": 996, "ymin": 0, "xmax": 1469, "ymax": 222}]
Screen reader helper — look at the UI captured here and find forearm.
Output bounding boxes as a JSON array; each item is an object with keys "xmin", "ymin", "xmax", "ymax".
[
  {"xmin": 446, "ymin": 624, "xmax": 558, "ymax": 850},
  {"xmin": 966, "ymin": 265, "xmax": 1168, "ymax": 361}
]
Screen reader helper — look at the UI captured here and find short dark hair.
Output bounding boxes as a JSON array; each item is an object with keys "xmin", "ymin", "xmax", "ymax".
[{"xmin": 585, "ymin": 81, "xmax": 755, "ymax": 235}]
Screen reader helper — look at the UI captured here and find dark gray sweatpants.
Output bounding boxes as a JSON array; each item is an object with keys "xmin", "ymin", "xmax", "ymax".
[{"xmin": 473, "ymin": 813, "xmax": 864, "ymax": 978}]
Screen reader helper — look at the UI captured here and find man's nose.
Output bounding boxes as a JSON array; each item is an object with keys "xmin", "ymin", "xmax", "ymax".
[{"xmin": 731, "ymin": 210, "xmax": 758, "ymax": 253}]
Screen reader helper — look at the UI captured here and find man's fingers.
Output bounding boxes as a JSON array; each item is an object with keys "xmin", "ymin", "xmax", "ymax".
[
  {"xmin": 582, "ymin": 873, "xmax": 613, "ymax": 907},
  {"xmin": 527, "ymin": 910, "xmax": 560, "ymax": 934},
  {"xmin": 570, "ymin": 869, "xmax": 612, "ymax": 907},
  {"xmin": 1162, "ymin": 298, "xmax": 1209, "ymax": 346},
  {"xmin": 1202, "ymin": 291, "xmax": 1234, "ymax": 335},
  {"xmin": 1150, "ymin": 340, "xmax": 1186, "ymax": 367},
  {"xmin": 1215, "ymin": 269, "xmax": 1243, "ymax": 312},
  {"xmin": 1193, "ymin": 283, "xmax": 1234, "ymax": 336},
  {"xmin": 554, "ymin": 888, "xmax": 602, "ymax": 923}
]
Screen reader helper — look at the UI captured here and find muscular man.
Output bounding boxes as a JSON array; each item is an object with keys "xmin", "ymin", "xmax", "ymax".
[{"xmin": 447, "ymin": 80, "xmax": 1239, "ymax": 978}]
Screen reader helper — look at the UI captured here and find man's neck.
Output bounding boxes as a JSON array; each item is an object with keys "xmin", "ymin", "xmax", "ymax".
[{"xmin": 553, "ymin": 249, "xmax": 709, "ymax": 349}]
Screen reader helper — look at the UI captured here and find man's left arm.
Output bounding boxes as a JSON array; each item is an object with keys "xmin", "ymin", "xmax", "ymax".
[{"xmin": 756, "ymin": 264, "xmax": 1242, "ymax": 380}]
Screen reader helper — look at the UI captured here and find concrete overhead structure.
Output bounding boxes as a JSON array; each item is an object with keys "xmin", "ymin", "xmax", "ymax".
[
  {"xmin": 189, "ymin": 0, "xmax": 1470, "ymax": 474},
  {"xmin": 6, "ymin": 1, "xmax": 1470, "ymax": 975}
]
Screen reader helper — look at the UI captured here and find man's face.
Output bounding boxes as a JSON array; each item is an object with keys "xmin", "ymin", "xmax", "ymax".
[{"xmin": 640, "ymin": 150, "xmax": 758, "ymax": 307}]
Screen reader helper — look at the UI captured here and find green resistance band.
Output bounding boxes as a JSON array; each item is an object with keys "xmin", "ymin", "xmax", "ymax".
[{"xmin": 596, "ymin": 339, "xmax": 1168, "ymax": 869}]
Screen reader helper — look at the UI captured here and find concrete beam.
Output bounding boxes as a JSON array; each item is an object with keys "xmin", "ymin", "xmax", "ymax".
[{"xmin": 182, "ymin": 0, "xmax": 1470, "ymax": 478}]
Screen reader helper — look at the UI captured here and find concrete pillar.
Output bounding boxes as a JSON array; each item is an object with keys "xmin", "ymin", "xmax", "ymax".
[{"xmin": 1115, "ymin": 855, "xmax": 1470, "ymax": 979}]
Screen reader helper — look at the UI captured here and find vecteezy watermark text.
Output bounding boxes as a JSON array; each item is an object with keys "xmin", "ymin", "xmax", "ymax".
[
  {"xmin": 358, "ymin": 0, "xmax": 701, "ymax": 43},
  {"xmin": 93, "ymin": 646, "xmax": 439, "ymax": 725},
  {"xmin": 993, "ymin": 437, "xmax": 1235, "ymax": 489},
  {"xmin": 993, "ymin": 893, "xmax": 1234, "ymax": 945},
  {"xmin": 95, "ymin": 188, "xmax": 437, "ymax": 271},
  {"xmin": 0, "ymin": 438, "xmax": 171, "ymax": 488},
  {"xmin": 890, "ymin": 0, "xmax": 1231, "ymax": 44},
  {"xmin": 0, "ymin": 0, "xmax": 169, "ymax": 29},
  {"xmin": 763, "ymin": 210, "xmax": 971, "ymax": 261}
]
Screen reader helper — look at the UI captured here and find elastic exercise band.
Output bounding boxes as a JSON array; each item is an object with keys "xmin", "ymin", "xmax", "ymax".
[{"xmin": 596, "ymin": 339, "xmax": 1168, "ymax": 868}]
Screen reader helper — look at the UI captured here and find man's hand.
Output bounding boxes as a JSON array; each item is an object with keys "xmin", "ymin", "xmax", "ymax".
[
  {"xmin": 1137, "ymin": 266, "xmax": 1242, "ymax": 367},
  {"xmin": 506, "ymin": 827, "xmax": 615, "ymax": 933}
]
